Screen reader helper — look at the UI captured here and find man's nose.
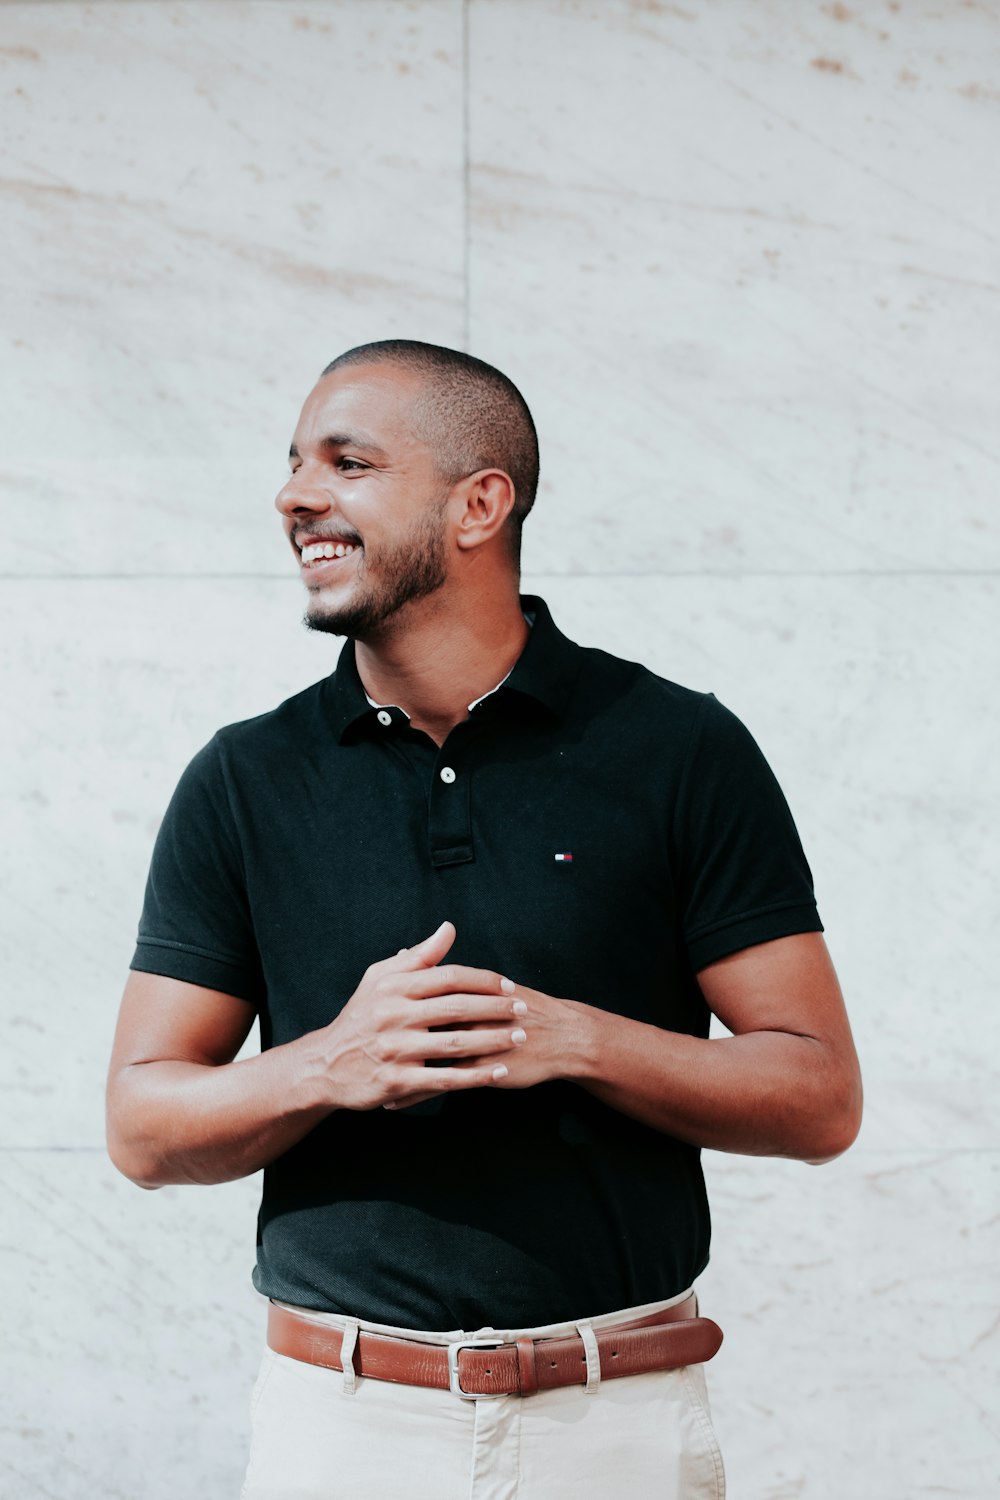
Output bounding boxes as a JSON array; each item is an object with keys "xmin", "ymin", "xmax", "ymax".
[{"xmin": 274, "ymin": 469, "xmax": 331, "ymax": 518}]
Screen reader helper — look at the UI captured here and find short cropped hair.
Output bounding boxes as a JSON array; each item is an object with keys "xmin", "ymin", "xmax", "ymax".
[{"xmin": 321, "ymin": 340, "xmax": 539, "ymax": 562}]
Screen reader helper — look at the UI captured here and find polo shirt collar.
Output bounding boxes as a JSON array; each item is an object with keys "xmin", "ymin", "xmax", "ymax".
[
  {"xmin": 503, "ymin": 595, "xmax": 581, "ymax": 717},
  {"xmin": 324, "ymin": 594, "xmax": 580, "ymax": 744}
]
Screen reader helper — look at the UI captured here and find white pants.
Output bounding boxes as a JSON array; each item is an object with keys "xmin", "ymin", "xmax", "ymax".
[{"xmin": 240, "ymin": 1288, "xmax": 725, "ymax": 1499}]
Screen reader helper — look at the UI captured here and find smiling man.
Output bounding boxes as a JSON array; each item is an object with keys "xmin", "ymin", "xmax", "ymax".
[{"xmin": 107, "ymin": 340, "xmax": 862, "ymax": 1500}]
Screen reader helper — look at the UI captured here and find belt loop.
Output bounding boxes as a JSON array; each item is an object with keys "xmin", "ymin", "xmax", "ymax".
[
  {"xmin": 340, "ymin": 1318, "xmax": 359, "ymax": 1395},
  {"xmin": 515, "ymin": 1337, "xmax": 538, "ymax": 1395},
  {"xmin": 576, "ymin": 1320, "xmax": 601, "ymax": 1393}
]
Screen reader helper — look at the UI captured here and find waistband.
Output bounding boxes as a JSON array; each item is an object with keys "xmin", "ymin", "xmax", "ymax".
[
  {"xmin": 266, "ymin": 1289, "xmax": 723, "ymax": 1399},
  {"xmin": 271, "ymin": 1284, "xmax": 697, "ymax": 1346}
]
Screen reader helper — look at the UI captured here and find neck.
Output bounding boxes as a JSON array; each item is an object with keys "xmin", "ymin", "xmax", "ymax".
[{"xmin": 354, "ymin": 587, "xmax": 530, "ymax": 746}]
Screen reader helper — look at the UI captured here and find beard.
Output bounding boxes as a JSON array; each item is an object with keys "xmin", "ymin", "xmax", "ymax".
[{"xmin": 303, "ymin": 500, "xmax": 449, "ymax": 640}]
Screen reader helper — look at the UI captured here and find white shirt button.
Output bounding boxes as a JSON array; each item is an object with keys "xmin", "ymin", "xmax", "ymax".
[
  {"xmin": 377, "ymin": 710, "xmax": 392, "ymax": 727},
  {"xmin": 439, "ymin": 766, "xmax": 456, "ymax": 784}
]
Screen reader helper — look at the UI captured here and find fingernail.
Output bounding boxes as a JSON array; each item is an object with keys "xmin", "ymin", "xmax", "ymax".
[
  {"xmin": 510, "ymin": 1028, "xmax": 527, "ymax": 1045},
  {"xmin": 512, "ymin": 999, "xmax": 528, "ymax": 1016},
  {"xmin": 492, "ymin": 1065, "xmax": 508, "ymax": 1080},
  {"xmin": 500, "ymin": 977, "xmax": 515, "ymax": 994},
  {"xmin": 383, "ymin": 1102, "xmax": 398, "ymax": 1110}
]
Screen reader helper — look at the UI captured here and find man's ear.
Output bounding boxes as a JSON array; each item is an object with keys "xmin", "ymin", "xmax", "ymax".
[{"xmin": 453, "ymin": 470, "xmax": 516, "ymax": 551}]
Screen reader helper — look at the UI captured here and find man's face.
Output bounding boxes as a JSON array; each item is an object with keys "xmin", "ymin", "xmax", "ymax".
[{"xmin": 276, "ymin": 364, "xmax": 453, "ymax": 639}]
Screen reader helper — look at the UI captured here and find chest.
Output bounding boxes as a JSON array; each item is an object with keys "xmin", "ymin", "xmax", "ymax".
[{"xmin": 236, "ymin": 727, "xmax": 690, "ymax": 1041}]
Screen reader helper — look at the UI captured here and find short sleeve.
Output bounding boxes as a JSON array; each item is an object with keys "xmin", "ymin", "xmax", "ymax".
[
  {"xmin": 675, "ymin": 695, "xmax": 823, "ymax": 973},
  {"xmin": 130, "ymin": 735, "xmax": 265, "ymax": 1004}
]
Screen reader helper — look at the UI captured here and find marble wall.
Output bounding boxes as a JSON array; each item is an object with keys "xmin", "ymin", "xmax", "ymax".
[{"xmin": 2, "ymin": 1, "xmax": 997, "ymax": 1495}]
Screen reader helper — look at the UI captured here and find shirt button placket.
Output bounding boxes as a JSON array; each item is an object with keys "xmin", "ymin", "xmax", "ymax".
[{"xmin": 429, "ymin": 756, "xmax": 473, "ymax": 867}]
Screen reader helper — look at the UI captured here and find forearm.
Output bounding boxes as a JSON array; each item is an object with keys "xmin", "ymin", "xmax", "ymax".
[
  {"xmin": 107, "ymin": 933, "xmax": 526, "ymax": 1186},
  {"xmin": 573, "ymin": 1007, "xmax": 862, "ymax": 1162},
  {"xmin": 107, "ymin": 1035, "xmax": 330, "ymax": 1188}
]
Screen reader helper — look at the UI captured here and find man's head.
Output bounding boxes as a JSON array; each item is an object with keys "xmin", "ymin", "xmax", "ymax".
[
  {"xmin": 275, "ymin": 341, "xmax": 539, "ymax": 640},
  {"xmin": 322, "ymin": 342, "xmax": 540, "ymax": 551}
]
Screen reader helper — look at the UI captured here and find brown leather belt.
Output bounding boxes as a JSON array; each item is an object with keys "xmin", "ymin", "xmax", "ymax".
[{"xmin": 267, "ymin": 1296, "xmax": 723, "ymax": 1399}]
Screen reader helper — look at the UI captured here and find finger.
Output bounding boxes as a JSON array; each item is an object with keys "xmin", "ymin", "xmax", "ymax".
[
  {"xmin": 385, "ymin": 1060, "xmax": 511, "ymax": 1103},
  {"xmin": 383, "ymin": 1091, "xmax": 437, "ymax": 1111},
  {"xmin": 405, "ymin": 964, "xmax": 517, "ymax": 1001},
  {"xmin": 392, "ymin": 921, "xmax": 456, "ymax": 972},
  {"xmin": 387, "ymin": 1024, "xmax": 524, "ymax": 1062},
  {"xmin": 418, "ymin": 1026, "xmax": 527, "ymax": 1062},
  {"xmin": 410, "ymin": 993, "xmax": 528, "ymax": 1028}
]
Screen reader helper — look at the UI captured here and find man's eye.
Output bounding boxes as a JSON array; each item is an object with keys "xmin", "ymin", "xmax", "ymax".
[{"xmin": 338, "ymin": 458, "xmax": 367, "ymax": 471}]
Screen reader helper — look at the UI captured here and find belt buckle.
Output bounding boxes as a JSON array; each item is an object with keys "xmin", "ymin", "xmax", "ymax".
[{"xmin": 447, "ymin": 1337, "xmax": 506, "ymax": 1400}]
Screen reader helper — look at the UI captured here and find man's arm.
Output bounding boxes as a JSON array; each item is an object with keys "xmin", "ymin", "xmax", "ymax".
[
  {"xmin": 395, "ymin": 933, "xmax": 862, "ymax": 1164},
  {"xmin": 107, "ymin": 973, "xmax": 325, "ymax": 1189},
  {"xmin": 106, "ymin": 922, "xmax": 527, "ymax": 1188},
  {"xmin": 575, "ymin": 933, "xmax": 862, "ymax": 1162}
]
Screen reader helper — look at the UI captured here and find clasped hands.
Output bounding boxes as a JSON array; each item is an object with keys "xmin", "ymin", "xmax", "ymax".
[{"xmin": 317, "ymin": 919, "xmax": 584, "ymax": 1112}]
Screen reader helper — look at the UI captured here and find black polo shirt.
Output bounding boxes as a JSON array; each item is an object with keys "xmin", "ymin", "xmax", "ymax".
[{"xmin": 131, "ymin": 595, "xmax": 822, "ymax": 1329}]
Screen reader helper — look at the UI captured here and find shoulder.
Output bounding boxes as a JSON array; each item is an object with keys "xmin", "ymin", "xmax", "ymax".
[
  {"xmin": 572, "ymin": 638, "xmax": 718, "ymax": 739},
  {"xmin": 167, "ymin": 677, "xmax": 336, "ymax": 811},
  {"xmin": 568, "ymin": 639, "xmax": 774, "ymax": 792},
  {"xmin": 211, "ymin": 675, "xmax": 333, "ymax": 761}
]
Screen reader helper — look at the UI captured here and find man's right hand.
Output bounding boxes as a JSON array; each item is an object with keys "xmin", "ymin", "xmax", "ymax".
[
  {"xmin": 106, "ymin": 920, "xmax": 524, "ymax": 1189},
  {"xmin": 304, "ymin": 920, "xmax": 527, "ymax": 1111}
]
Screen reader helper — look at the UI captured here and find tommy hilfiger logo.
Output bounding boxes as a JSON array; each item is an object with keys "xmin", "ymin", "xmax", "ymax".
[{"xmin": 554, "ymin": 852, "xmax": 574, "ymax": 862}]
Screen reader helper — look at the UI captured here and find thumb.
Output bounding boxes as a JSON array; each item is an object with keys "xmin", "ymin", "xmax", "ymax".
[{"xmin": 398, "ymin": 920, "xmax": 456, "ymax": 970}]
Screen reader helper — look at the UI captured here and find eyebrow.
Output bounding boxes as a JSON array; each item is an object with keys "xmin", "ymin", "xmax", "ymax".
[{"xmin": 288, "ymin": 432, "xmax": 389, "ymax": 463}]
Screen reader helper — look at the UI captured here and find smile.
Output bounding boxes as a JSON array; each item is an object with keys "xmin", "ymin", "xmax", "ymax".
[{"xmin": 299, "ymin": 541, "xmax": 361, "ymax": 567}]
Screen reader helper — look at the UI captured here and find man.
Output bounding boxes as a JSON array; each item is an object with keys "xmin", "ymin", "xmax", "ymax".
[{"xmin": 107, "ymin": 340, "xmax": 862, "ymax": 1499}]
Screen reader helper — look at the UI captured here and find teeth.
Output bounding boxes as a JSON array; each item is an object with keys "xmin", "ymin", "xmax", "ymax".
[{"xmin": 300, "ymin": 542, "xmax": 357, "ymax": 564}]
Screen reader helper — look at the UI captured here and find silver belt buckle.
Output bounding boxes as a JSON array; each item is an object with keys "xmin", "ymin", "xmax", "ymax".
[{"xmin": 447, "ymin": 1337, "xmax": 506, "ymax": 1399}]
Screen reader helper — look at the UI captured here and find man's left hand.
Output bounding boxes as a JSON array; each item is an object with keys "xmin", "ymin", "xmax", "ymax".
[{"xmin": 384, "ymin": 934, "xmax": 863, "ymax": 1165}]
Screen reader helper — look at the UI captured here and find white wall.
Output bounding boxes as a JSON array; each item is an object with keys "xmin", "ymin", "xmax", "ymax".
[{"xmin": 2, "ymin": 2, "xmax": 997, "ymax": 1495}]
